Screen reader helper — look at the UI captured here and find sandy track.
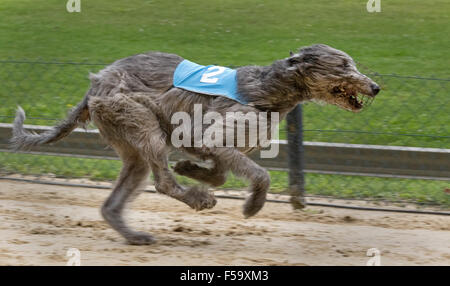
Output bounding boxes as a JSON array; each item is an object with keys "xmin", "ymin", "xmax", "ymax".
[{"xmin": 0, "ymin": 180, "xmax": 448, "ymax": 266}]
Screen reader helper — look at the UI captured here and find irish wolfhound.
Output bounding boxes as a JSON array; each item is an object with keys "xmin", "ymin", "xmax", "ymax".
[{"xmin": 11, "ymin": 44, "xmax": 379, "ymax": 245}]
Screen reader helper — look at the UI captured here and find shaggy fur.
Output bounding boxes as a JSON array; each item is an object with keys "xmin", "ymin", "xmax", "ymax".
[{"xmin": 10, "ymin": 44, "xmax": 379, "ymax": 245}]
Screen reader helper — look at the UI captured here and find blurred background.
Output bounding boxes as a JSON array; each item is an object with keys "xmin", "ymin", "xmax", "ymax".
[{"xmin": 0, "ymin": 0, "xmax": 448, "ymax": 209}]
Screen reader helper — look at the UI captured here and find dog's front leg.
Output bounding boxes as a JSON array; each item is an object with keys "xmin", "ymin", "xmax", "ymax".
[
  {"xmin": 149, "ymin": 156, "xmax": 217, "ymax": 211},
  {"xmin": 173, "ymin": 157, "xmax": 227, "ymax": 187},
  {"xmin": 212, "ymin": 148, "xmax": 270, "ymax": 218}
]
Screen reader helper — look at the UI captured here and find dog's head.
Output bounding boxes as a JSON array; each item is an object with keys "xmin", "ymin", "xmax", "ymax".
[{"xmin": 288, "ymin": 44, "xmax": 380, "ymax": 112}]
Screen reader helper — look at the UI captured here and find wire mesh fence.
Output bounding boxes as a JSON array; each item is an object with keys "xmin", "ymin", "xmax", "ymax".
[{"xmin": 0, "ymin": 59, "xmax": 448, "ymax": 209}]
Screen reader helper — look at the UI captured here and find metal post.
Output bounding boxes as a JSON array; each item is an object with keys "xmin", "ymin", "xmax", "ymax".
[{"xmin": 286, "ymin": 104, "xmax": 306, "ymax": 209}]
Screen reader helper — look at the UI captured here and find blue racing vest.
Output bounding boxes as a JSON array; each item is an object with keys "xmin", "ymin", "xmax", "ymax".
[{"xmin": 173, "ymin": 59, "xmax": 247, "ymax": 104}]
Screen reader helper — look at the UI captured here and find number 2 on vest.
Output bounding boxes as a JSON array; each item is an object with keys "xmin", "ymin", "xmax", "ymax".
[{"xmin": 200, "ymin": 66, "xmax": 226, "ymax": 84}]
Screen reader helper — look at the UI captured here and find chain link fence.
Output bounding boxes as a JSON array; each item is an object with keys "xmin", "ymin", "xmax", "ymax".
[{"xmin": 0, "ymin": 59, "xmax": 448, "ymax": 209}]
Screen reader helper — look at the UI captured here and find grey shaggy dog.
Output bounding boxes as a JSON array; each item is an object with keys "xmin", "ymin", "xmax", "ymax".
[{"xmin": 11, "ymin": 44, "xmax": 379, "ymax": 245}]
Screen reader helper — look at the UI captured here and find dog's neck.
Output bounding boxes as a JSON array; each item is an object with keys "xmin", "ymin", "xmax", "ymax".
[{"xmin": 237, "ymin": 59, "xmax": 310, "ymax": 113}]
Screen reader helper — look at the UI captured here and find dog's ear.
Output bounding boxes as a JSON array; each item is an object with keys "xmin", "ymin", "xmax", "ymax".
[
  {"xmin": 287, "ymin": 52, "xmax": 315, "ymax": 74},
  {"xmin": 288, "ymin": 52, "xmax": 318, "ymax": 66},
  {"xmin": 289, "ymin": 51, "xmax": 294, "ymax": 57},
  {"xmin": 287, "ymin": 54, "xmax": 302, "ymax": 65}
]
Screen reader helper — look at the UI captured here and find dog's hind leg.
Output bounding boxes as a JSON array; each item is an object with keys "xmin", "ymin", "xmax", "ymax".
[
  {"xmin": 89, "ymin": 93, "xmax": 162, "ymax": 244},
  {"xmin": 101, "ymin": 148, "xmax": 155, "ymax": 245}
]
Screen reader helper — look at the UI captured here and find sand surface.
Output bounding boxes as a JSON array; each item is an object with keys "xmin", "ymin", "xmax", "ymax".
[{"xmin": 0, "ymin": 179, "xmax": 449, "ymax": 266}]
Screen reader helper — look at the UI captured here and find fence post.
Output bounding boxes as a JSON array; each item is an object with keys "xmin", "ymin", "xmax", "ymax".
[{"xmin": 286, "ymin": 104, "xmax": 306, "ymax": 209}]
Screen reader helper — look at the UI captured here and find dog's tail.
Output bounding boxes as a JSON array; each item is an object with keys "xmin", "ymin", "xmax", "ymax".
[{"xmin": 10, "ymin": 91, "xmax": 91, "ymax": 151}]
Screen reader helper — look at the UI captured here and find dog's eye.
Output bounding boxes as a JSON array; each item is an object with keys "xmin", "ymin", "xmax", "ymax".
[{"xmin": 332, "ymin": 86, "xmax": 341, "ymax": 93}]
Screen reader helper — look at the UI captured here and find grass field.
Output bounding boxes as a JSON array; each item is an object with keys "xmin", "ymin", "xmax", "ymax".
[
  {"xmin": 0, "ymin": 1, "xmax": 448, "ymax": 206},
  {"xmin": 1, "ymin": 0, "xmax": 449, "ymax": 76}
]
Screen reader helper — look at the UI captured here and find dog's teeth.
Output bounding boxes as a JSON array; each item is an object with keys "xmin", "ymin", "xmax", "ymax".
[
  {"xmin": 356, "ymin": 94, "xmax": 364, "ymax": 105},
  {"xmin": 357, "ymin": 95, "xmax": 362, "ymax": 104}
]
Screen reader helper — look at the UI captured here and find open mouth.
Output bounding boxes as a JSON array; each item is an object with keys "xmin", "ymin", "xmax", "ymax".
[{"xmin": 333, "ymin": 86, "xmax": 374, "ymax": 110}]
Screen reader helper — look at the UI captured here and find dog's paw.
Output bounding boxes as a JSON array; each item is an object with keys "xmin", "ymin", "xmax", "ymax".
[
  {"xmin": 243, "ymin": 193, "xmax": 267, "ymax": 218},
  {"xmin": 173, "ymin": 160, "xmax": 195, "ymax": 176},
  {"xmin": 184, "ymin": 186, "xmax": 217, "ymax": 211},
  {"xmin": 125, "ymin": 231, "xmax": 156, "ymax": 245}
]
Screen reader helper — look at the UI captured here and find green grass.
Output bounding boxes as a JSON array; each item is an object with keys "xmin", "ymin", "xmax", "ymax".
[
  {"xmin": 0, "ymin": 1, "xmax": 448, "ymax": 206},
  {"xmin": 0, "ymin": 0, "xmax": 449, "ymax": 76},
  {"xmin": 1, "ymin": 152, "xmax": 449, "ymax": 208}
]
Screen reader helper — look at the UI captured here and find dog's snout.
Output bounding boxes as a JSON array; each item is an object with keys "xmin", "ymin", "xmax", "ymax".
[{"xmin": 371, "ymin": 83, "xmax": 380, "ymax": 96}]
